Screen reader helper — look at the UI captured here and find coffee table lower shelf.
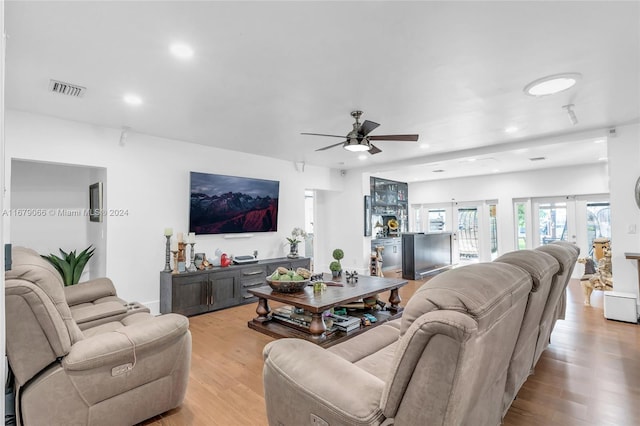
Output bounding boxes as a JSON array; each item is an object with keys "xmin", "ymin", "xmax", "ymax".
[{"xmin": 248, "ymin": 309, "xmax": 401, "ymax": 349}]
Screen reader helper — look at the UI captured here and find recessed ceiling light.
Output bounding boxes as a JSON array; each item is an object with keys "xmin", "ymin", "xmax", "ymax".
[
  {"xmin": 170, "ymin": 43, "xmax": 194, "ymax": 59},
  {"xmin": 598, "ymin": 157, "xmax": 608, "ymax": 161},
  {"xmin": 467, "ymin": 158, "xmax": 477, "ymax": 162},
  {"xmin": 492, "ymin": 169, "xmax": 500, "ymax": 173},
  {"xmin": 505, "ymin": 126, "xmax": 519, "ymax": 134},
  {"xmin": 123, "ymin": 94, "xmax": 142, "ymax": 106},
  {"xmin": 524, "ymin": 73, "xmax": 581, "ymax": 96},
  {"xmin": 594, "ymin": 139, "xmax": 605, "ymax": 144},
  {"xmin": 420, "ymin": 143, "xmax": 430, "ymax": 149},
  {"xmin": 358, "ymin": 154, "xmax": 367, "ymax": 160}
]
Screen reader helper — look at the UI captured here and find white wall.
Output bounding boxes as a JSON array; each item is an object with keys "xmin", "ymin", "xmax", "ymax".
[
  {"xmin": 10, "ymin": 159, "xmax": 99, "ymax": 281},
  {"xmin": 5, "ymin": 110, "xmax": 343, "ymax": 312},
  {"xmin": 608, "ymin": 123, "xmax": 640, "ymax": 304},
  {"xmin": 314, "ymin": 170, "xmax": 370, "ymax": 275},
  {"xmin": 1, "ymin": 1, "xmax": 6, "ymax": 420}
]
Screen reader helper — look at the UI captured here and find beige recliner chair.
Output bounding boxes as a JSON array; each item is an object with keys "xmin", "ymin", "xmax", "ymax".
[{"xmin": 5, "ymin": 247, "xmax": 192, "ymax": 426}]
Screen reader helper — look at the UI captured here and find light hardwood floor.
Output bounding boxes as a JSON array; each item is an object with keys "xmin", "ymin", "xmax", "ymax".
[{"xmin": 142, "ymin": 280, "xmax": 640, "ymax": 426}]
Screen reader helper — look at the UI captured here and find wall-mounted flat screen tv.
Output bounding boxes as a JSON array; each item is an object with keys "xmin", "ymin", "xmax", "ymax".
[{"xmin": 189, "ymin": 172, "xmax": 279, "ymax": 234}]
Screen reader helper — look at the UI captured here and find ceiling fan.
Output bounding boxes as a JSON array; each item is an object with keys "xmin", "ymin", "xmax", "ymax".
[{"xmin": 301, "ymin": 110, "xmax": 419, "ymax": 155}]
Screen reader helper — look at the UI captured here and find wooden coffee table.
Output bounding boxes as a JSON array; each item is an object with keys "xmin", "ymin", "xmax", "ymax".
[{"xmin": 247, "ymin": 273, "xmax": 407, "ymax": 348}]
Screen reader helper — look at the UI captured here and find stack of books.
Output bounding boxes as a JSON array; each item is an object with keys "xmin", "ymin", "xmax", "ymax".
[
  {"xmin": 331, "ymin": 315, "xmax": 361, "ymax": 332},
  {"xmin": 272, "ymin": 306, "xmax": 310, "ymax": 328}
]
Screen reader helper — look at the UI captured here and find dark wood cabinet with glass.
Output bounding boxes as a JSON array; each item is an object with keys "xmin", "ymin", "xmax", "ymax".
[{"xmin": 370, "ymin": 177, "xmax": 408, "ymax": 236}]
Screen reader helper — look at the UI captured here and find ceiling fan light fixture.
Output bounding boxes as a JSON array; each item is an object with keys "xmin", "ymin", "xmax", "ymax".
[
  {"xmin": 344, "ymin": 139, "xmax": 370, "ymax": 152},
  {"xmin": 524, "ymin": 72, "xmax": 581, "ymax": 96},
  {"xmin": 169, "ymin": 42, "xmax": 194, "ymax": 59}
]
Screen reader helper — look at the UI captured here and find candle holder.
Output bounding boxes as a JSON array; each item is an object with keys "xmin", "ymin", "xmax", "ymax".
[
  {"xmin": 177, "ymin": 242, "xmax": 187, "ymax": 273},
  {"xmin": 171, "ymin": 250, "xmax": 179, "ymax": 274},
  {"xmin": 187, "ymin": 243, "xmax": 197, "ymax": 272},
  {"xmin": 163, "ymin": 235, "xmax": 172, "ymax": 272}
]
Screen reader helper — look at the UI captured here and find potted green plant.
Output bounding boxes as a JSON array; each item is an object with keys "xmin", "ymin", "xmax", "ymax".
[
  {"xmin": 330, "ymin": 248, "xmax": 344, "ymax": 278},
  {"xmin": 329, "ymin": 261, "xmax": 342, "ymax": 278},
  {"xmin": 42, "ymin": 245, "xmax": 95, "ymax": 286}
]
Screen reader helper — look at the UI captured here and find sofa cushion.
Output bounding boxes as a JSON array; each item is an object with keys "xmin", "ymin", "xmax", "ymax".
[
  {"xmin": 328, "ymin": 323, "xmax": 400, "ymax": 363},
  {"xmin": 400, "ymin": 262, "xmax": 533, "ymax": 336},
  {"xmin": 353, "ymin": 341, "xmax": 398, "ymax": 381},
  {"xmin": 494, "ymin": 250, "xmax": 559, "ymax": 293},
  {"xmin": 82, "ymin": 312, "xmax": 156, "ymax": 338}
]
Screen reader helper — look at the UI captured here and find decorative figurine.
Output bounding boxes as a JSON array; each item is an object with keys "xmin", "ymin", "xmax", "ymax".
[{"xmin": 345, "ymin": 270, "xmax": 358, "ymax": 283}]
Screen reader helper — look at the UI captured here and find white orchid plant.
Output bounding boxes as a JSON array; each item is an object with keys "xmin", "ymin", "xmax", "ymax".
[{"xmin": 286, "ymin": 227, "xmax": 307, "ymax": 245}]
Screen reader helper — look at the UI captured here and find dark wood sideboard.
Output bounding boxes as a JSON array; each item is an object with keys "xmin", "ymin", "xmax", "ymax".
[{"xmin": 160, "ymin": 257, "xmax": 311, "ymax": 316}]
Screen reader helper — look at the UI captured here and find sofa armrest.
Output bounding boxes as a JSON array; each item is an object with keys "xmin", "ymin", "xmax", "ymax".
[
  {"xmin": 70, "ymin": 301, "xmax": 128, "ymax": 325},
  {"xmin": 63, "ymin": 313, "xmax": 189, "ymax": 371},
  {"xmin": 263, "ymin": 338, "xmax": 386, "ymax": 425},
  {"xmin": 64, "ymin": 278, "xmax": 118, "ymax": 306}
]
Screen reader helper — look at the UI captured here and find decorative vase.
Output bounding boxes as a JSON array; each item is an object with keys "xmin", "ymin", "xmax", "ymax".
[{"xmin": 288, "ymin": 242, "xmax": 299, "ymax": 258}]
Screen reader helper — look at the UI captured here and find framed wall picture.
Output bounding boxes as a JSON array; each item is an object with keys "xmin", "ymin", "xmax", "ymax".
[
  {"xmin": 89, "ymin": 182, "xmax": 103, "ymax": 222},
  {"xmin": 364, "ymin": 195, "xmax": 372, "ymax": 236}
]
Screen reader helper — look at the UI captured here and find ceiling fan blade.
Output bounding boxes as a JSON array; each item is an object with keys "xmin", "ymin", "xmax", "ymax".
[
  {"xmin": 368, "ymin": 144, "xmax": 382, "ymax": 155},
  {"xmin": 315, "ymin": 141, "xmax": 346, "ymax": 152},
  {"xmin": 359, "ymin": 120, "xmax": 380, "ymax": 136},
  {"xmin": 301, "ymin": 132, "xmax": 346, "ymax": 139},
  {"xmin": 368, "ymin": 134, "xmax": 419, "ymax": 142}
]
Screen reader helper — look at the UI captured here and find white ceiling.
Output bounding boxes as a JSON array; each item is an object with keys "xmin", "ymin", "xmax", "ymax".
[{"xmin": 5, "ymin": 1, "xmax": 640, "ymax": 182}]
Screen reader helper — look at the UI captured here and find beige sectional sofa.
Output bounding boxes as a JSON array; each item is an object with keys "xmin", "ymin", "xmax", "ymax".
[
  {"xmin": 262, "ymin": 242, "xmax": 578, "ymax": 426},
  {"xmin": 5, "ymin": 247, "xmax": 192, "ymax": 425}
]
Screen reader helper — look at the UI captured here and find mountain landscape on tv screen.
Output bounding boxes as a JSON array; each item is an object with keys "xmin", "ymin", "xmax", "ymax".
[{"xmin": 189, "ymin": 191, "xmax": 278, "ymax": 234}]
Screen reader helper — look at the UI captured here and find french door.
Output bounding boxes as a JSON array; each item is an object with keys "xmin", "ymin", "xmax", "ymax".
[
  {"xmin": 412, "ymin": 201, "xmax": 498, "ymax": 265},
  {"xmin": 517, "ymin": 194, "xmax": 610, "ymax": 262}
]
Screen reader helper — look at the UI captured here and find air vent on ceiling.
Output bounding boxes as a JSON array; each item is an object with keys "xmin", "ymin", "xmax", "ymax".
[
  {"xmin": 48, "ymin": 79, "xmax": 86, "ymax": 97},
  {"xmin": 529, "ymin": 157, "xmax": 546, "ymax": 162}
]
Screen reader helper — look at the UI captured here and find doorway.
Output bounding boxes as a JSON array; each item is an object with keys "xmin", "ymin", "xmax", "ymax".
[
  {"xmin": 518, "ymin": 195, "xmax": 610, "ymax": 262},
  {"xmin": 304, "ymin": 190, "xmax": 314, "ymax": 264},
  {"xmin": 412, "ymin": 200, "xmax": 498, "ymax": 264}
]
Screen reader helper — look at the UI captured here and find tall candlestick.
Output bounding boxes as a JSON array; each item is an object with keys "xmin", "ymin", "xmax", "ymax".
[
  {"xmin": 177, "ymin": 232, "xmax": 184, "ymax": 242},
  {"xmin": 188, "ymin": 232, "xmax": 195, "ymax": 243},
  {"xmin": 163, "ymin": 234, "xmax": 172, "ymax": 272},
  {"xmin": 187, "ymin": 242, "xmax": 197, "ymax": 272}
]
